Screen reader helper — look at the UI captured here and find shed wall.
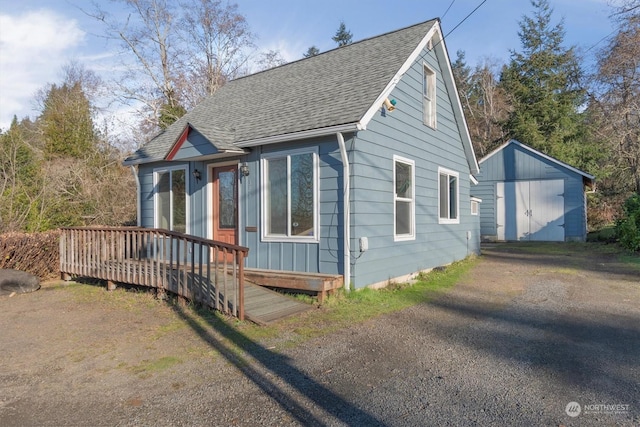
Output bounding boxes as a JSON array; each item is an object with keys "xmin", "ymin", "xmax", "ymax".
[{"xmin": 476, "ymin": 143, "xmax": 588, "ymax": 241}]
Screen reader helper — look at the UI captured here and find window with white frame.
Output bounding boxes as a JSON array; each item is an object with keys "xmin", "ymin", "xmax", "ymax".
[
  {"xmin": 438, "ymin": 167, "xmax": 459, "ymax": 224},
  {"xmin": 262, "ymin": 148, "xmax": 318, "ymax": 242},
  {"xmin": 155, "ymin": 166, "xmax": 187, "ymax": 233},
  {"xmin": 394, "ymin": 156, "xmax": 415, "ymax": 240},
  {"xmin": 471, "ymin": 199, "xmax": 479, "ymax": 215},
  {"xmin": 423, "ymin": 64, "xmax": 436, "ymax": 128}
]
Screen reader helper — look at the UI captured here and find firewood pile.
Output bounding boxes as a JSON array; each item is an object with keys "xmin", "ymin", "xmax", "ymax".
[{"xmin": 0, "ymin": 230, "xmax": 60, "ymax": 280}]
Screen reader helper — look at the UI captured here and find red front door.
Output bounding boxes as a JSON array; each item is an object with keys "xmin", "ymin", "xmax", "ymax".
[{"xmin": 212, "ymin": 165, "xmax": 238, "ymax": 252}]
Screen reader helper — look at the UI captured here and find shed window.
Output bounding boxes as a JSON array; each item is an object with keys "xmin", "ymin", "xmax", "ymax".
[
  {"xmin": 471, "ymin": 199, "xmax": 479, "ymax": 215},
  {"xmin": 438, "ymin": 167, "xmax": 459, "ymax": 224},
  {"xmin": 155, "ymin": 167, "xmax": 187, "ymax": 233},
  {"xmin": 394, "ymin": 156, "xmax": 415, "ymax": 241},
  {"xmin": 423, "ymin": 64, "xmax": 436, "ymax": 128},
  {"xmin": 261, "ymin": 148, "xmax": 318, "ymax": 242}
]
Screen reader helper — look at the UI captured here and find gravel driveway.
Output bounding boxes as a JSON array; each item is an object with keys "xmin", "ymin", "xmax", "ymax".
[{"xmin": 1, "ymin": 243, "xmax": 638, "ymax": 426}]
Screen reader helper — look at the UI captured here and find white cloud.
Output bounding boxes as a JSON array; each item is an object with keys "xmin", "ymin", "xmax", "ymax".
[{"xmin": 0, "ymin": 9, "xmax": 85, "ymax": 130}]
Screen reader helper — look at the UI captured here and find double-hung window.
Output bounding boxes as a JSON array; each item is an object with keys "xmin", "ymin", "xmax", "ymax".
[
  {"xmin": 155, "ymin": 166, "xmax": 188, "ymax": 233},
  {"xmin": 261, "ymin": 148, "xmax": 318, "ymax": 242},
  {"xmin": 438, "ymin": 167, "xmax": 459, "ymax": 224},
  {"xmin": 394, "ymin": 156, "xmax": 415, "ymax": 241},
  {"xmin": 423, "ymin": 64, "xmax": 436, "ymax": 128}
]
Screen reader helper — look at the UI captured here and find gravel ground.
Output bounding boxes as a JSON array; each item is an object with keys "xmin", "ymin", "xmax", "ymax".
[{"xmin": 1, "ymin": 243, "xmax": 638, "ymax": 426}]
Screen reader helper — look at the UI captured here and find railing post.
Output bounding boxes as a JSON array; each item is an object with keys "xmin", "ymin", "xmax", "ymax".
[{"xmin": 237, "ymin": 250, "xmax": 245, "ymax": 321}]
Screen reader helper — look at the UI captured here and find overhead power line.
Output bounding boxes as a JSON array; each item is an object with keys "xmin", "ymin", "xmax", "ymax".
[
  {"xmin": 444, "ymin": 0, "xmax": 488, "ymax": 39},
  {"xmin": 442, "ymin": 0, "xmax": 456, "ymax": 19}
]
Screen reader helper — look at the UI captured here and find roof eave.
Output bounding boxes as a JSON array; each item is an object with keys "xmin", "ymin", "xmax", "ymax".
[
  {"xmin": 435, "ymin": 23, "xmax": 480, "ymax": 175},
  {"xmin": 235, "ymin": 122, "xmax": 363, "ymax": 148}
]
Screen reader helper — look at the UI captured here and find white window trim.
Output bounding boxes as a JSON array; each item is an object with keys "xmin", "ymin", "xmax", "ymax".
[
  {"xmin": 260, "ymin": 147, "xmax": 319, "ymax": 243},
  {"xmin": 393, "ymin": 155, "xmax": 416, "ymax": 241},
  {"xmin": 438, "ymin": 166, "xmax": 459, "ymax": 224},
  {"xmin": 423, "ymin": 63, "xmax": 437, "ymax": 128},
  {"xmin": 153, "ymin": 165, "xmax": 190, "ymax": 233},
  {"xmin": 471, "ymin": 198, "xmax": 480, "ymax": 216}
]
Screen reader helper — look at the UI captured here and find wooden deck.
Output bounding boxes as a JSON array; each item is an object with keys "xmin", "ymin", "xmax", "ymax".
[{"xmin": 59, "ymin": 227, "xmax": 312, "ymax": 324}]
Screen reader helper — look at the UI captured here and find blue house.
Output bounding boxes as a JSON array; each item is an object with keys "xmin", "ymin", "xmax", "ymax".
[
  {"xmin": 124, "ymin": 19, "xmax": 481, "ymax": 290},
  {"xmin": 475, "ymin": 140, "xmax": 595, "ymax": 242}
]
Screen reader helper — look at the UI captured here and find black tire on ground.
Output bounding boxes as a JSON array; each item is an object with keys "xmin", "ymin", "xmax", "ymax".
[{"xmin": 0, "ymin": 269, "xmax": 40, "ymax": 296}]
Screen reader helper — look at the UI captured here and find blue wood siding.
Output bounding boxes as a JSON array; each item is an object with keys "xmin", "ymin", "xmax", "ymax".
[
  {"xmin": 240, "ymin": 136, "xmax": 343, "ymax": 275},
  {"xmin": 476, "ymin": 143, "xmax": 588, "ymax": 241},
  {"xmin": 348, "ymin": 46, "xmax": 479, "ymax": 288},
  {"xmin": 172, "ymin": 129, "xmax": 220, "ymax": 160}
]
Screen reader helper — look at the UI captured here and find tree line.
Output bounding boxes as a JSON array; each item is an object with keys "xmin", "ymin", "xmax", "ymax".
[
  {"xmin": 451, "ymin": 0, "xmax": 639, "ymax": 230},
  {"xmin": 1, "ymin": 0, "xmax": 638, "ymax": 239}
]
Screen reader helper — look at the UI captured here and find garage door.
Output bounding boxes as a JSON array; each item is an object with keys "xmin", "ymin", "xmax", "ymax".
[{"xmin": 496, "ymin": 180, "xmax": 565, "ymax": 242}]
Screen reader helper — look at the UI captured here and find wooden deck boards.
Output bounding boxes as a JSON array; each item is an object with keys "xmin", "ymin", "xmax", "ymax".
[
  {"xmin": 243, "ymin": 282, "xmax": 312, "ymax": 325},
  {"xmin": 71, "ymin": 259, "xmax": 312, "ymax": 325}
]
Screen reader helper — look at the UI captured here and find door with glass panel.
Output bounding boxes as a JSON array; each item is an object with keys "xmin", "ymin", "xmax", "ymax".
[{"xmin": 212, "ymin": 165, "xmax": 238, "ymax": 260}]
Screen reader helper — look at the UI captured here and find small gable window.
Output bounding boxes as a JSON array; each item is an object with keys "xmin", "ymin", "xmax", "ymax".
[
  {"xmin": 423, "ymin": 64, "xmax": 436, "ymax": 128},
  {"xmin": 154, "ymin": 166, "xmax": 188, "ymax": 233},
  {"xmin": 438, "ymin": 167, "xmax": 459, "ymax": 224},
  {"xmin": 394, "ymin": 155, "xmax": 415, "ymax": 241},
  {"xmin": 261, "ymin": 148, "xmax": 319, "ymax": 242}
]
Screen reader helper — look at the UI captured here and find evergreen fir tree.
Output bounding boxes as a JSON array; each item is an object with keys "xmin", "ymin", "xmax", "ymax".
[
  {"xmin": 500, "ymin": 0, "xmax": 587, "ymax": 164},
  {"xmin": 332, "ymin": 21, "xmax": 353, "ymax": 47},
  {"xmin": 303, "ymin": 46, "xmax": 320, "ymax": 57}
]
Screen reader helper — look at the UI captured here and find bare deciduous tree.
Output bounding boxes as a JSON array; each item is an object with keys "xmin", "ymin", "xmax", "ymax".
[
  {"xmin": 179, "ymin": 0, "xmax": 254, "ymax": 108},
  {"xmin": 452, "ymin": 51, "xmax": 510, "ymax": 157},
  {"xmin": 87, "ymin": 0, "xmax": 256, "ymax": 134},
  {"xmin": 591, "ymin": 5, "xmax": 640, "ymax": 192}
]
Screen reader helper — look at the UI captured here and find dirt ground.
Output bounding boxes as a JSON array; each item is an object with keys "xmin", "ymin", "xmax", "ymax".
[{"xmin": 0, "ymin": 243, "xmax": 638, "ymax": 426}]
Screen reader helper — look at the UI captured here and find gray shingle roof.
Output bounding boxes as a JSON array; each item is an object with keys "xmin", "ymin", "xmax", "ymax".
[{"xmin": 124, "ymin": 19, "xmax": 438, "ymax": 165}]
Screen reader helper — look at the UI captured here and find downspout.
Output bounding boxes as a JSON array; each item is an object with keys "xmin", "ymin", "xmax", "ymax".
[
  {"xmin": 130, "ymin": 165, "xmax": 141, "ymax": 227},
  {"xmin": 336, "ymin": 132, "xmax": 351, "ymax": 292}
]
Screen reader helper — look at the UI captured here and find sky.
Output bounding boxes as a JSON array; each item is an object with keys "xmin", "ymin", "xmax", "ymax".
[{"xmin": 0, "ymin": 0, "xmax": 618, "ymax": 133}]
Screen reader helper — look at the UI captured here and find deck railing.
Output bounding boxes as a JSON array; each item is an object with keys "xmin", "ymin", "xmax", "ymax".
[{"xmin": 59, "ymin": 227, "xmax": 249, "ymax": 320}]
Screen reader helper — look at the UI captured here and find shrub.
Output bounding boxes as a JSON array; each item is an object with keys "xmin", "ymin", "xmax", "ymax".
[
  {"xmin": 0, "ymin": 230, "xmax": 60, "ymax": 280},
  {"xmin": 615, "ymin": 193, "xmax": 640, "ymax": 252}
]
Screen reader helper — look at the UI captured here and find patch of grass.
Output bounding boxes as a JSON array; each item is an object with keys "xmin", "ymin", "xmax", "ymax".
[
  {"xmin": 547, "ymin": 267, "xmax": 581, "ymax": 275},
  {"xmin": 619, "ymin": 253, "xmax": 640, "ymax": 270},
  {"xmin": 65, "ymin": 281, "xmax": 160, "ymax": 312},
  {"xmin": 151, "ymin": 319, "xmax": 188, "ymax": 340},
  {"xmin": 129, "ymin": 356, "xmax": 182, "ymax": 378},
  {"xmin": 237, "ymin": 256, "xmax": 477, "ymax": 346}
]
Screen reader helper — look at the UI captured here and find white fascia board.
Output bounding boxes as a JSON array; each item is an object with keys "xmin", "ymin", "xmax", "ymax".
[
  {"xmin": 478, "ymin": 139, "xmax": 511, "ymax": 165},
  {"xmin": 435, "ymin": 27, "xmax": 480, "ymax": 175},
  {"xmin": 470, "ymin": 174, "xmax": 479, "ymax": 185},
  {"xmin": 471, "ymin": 196, "xmax": 483, "ymax": 203},
  {"xmin": 235, "ymin": 123, "xmax": 362, "ymax": 148},
  {"xmin": 359, "ymin": 23, "xmax": 440, "ymax": 128}
]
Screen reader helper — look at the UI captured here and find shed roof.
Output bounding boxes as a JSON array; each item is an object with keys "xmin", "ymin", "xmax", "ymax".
[{"xmin": 480, "ymin": 139, "xmax": 595, "ymax": 186}]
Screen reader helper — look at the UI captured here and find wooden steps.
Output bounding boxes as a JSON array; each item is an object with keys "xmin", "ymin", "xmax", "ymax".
[{"xmin": 245, "ymin": 269, "xmax": 343, "ymax": 303}]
